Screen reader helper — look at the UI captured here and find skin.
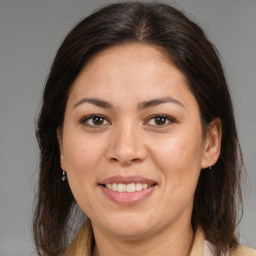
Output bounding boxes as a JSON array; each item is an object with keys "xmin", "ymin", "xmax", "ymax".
[{"xmin": 58, "ymin": 44, "xmax": 222, "ymax": 256}]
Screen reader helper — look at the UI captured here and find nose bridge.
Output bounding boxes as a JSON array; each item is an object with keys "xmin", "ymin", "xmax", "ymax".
[{"xmin": 107, "ymin": 120, "xmax": 146, "ymax": 164}]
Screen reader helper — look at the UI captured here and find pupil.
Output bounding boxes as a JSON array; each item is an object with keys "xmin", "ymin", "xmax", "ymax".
[
  {"xmin": 93, "ymin": 117, "xmax": 103, "ymax": 125},
  {"xmin": 155, "ymin": 117, "xmax": 166, "ymax": 125}
]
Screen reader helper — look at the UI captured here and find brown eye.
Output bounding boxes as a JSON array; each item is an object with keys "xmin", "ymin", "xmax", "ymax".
[
  {"xmin": 92, "ymin": 116, "xmax": 105, "ymax": 125},
  {"xmin": 81, "ymin": 115, "xmax": 110, "ymax": 127},
  {"xmin": 147, "ymin": 115, "xmax": 174, "ymax": 126},
  {"xmin": 155, "ymin": 116, "xmax": 168, "ymax": 125}
]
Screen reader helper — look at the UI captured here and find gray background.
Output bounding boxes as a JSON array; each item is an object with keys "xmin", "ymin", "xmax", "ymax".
[{"xmin": 0, "ymin": 0, "xmax": 255, "ymax": 255}]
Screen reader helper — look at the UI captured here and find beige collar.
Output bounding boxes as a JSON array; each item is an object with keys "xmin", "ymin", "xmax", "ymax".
[
  {"xmin": 64, "ymin": 220, "xmax": 256, "ymax": 256},
  {"xmin": 64, "ymin": 220, "xmax": 205, "ymax": 256},
  {"xmin": 190, "ymin": 226, "xmax": 205, "ymax": 256},
  {"xmin": 64, "ymin": 220, "xmax": 93, "ymax": 256}
]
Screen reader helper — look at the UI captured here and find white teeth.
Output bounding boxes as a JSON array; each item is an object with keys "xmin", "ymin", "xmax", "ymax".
[
  {"xmin": 142, "ymin": 183, "xmax": 148, "ymax": 190},
  {"xmin": 112, "ymin": 183, "xmax": 118, "ymax": 192},
  {"xmin": 127, "ymin": 183, "xmax": 135, "ymax": 193},
  {"xmin": 117, "ymin": 184, "xmax": 126, "ymax": 192},
  {"xmin": 105, "ymin": 183, "xmax": 151, "ymax": 193},
  {"xmin": 136, "ymin": 183, "xmax": 142, "ymax": 191}
]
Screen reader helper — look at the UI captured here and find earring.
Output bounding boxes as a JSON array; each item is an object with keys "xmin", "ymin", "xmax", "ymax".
[
  {"xmin": 209, "ymin": 166, "xmax": 212, "ymax": 170},
  {"xmin": 62, "ymin": 171, "xmax": 66, "ymax": 181}
]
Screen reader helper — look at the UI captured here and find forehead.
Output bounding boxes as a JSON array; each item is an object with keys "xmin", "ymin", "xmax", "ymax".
[
  {"xmin": 82, "ymin": 44, "xmax": 178, "ymax": 80},
  {"xmin": 67, "ymin": 43, "xmax": 196, "ymax": 109}
]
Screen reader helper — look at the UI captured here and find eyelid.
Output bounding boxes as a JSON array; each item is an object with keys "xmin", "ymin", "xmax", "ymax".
[
  {"xmin": 80, "ymin": 114, "xmax": 111, "ymax": 127},
  {"xmin": 145, "ymin": 114, "xmax": 176, "ymax": 126}
]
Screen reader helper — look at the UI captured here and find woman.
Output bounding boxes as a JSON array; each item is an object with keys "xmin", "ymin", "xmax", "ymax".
[{"xmin": 33, "ymin": 1, "xmax": 256, "ymax": 256}]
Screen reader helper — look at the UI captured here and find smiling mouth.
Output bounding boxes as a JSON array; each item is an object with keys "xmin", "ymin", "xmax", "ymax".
[
  {"xmin": 100, "ymin": 183, "xmax": 155, "ymax": 193},
  {"xmin": 99, "ymin": 176, "xmax": 157, "ymax": 204}
]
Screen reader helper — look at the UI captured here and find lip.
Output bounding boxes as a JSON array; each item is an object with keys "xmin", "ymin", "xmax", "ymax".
[{"xmin": 99, "ymin": 175, "xmax": 157, "ymax": 205}]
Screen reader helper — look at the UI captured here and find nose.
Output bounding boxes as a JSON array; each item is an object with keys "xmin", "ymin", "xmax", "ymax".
[{"xmin": 106, "ymin": 123, "xmax": 147, "ymax": 165}]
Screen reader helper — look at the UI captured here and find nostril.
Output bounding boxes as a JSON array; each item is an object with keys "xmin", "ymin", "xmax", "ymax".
[
  {"xmin": 106, "ymin": 143, "xmax": 147, "ymax": 164},
  {"xmin": 131, "ymin": 158, "xmax": 142, "ymax": 163},
  {"xmin": 108, "ymin": 157, "xmax": 141, "ymax": 165},
  {"xmin": 109, "ymin": 157, "xmax": 118, "ymax": 162}
]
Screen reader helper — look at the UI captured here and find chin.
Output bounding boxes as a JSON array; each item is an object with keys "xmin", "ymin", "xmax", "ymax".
[
  {"xmin": 110, "ymin": 224, "xmax": 153, "ymax": 239},
  {"xmin": 97, "ymin": 213, "xmax": 158, "ymax": 239}
]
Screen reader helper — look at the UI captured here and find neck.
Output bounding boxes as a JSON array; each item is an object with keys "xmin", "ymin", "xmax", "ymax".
[{"xmin": 92, "ymin": 221, "xmax": 194, "ymax": 256}]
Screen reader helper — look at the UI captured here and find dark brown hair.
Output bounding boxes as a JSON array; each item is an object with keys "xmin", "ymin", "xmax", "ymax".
[{"xmin": 34, "ymin": 1, "xmax": 243, "ymax": 255}]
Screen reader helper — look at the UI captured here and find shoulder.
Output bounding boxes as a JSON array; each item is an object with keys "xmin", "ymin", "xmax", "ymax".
[{"xmin": 230, "ymin": 245, "xmax": 256, "ymax": 256}]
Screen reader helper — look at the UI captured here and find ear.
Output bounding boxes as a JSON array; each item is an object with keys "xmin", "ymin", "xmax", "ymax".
[
  {"xmin": 201, "ymin": 118, "xmax": 222, "ymax": 169},
  {"xmin": 57, "ymin": 127, "xmax": 67, "ymax": 171}
]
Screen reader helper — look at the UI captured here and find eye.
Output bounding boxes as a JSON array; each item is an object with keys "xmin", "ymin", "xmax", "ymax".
[
  {"xmin": 146, "ymin": 114, "xmax": 174, "ymax": 126},
  {"xmin": 80, "ymin": 115, "xmax": 111, "ymax": 127}
]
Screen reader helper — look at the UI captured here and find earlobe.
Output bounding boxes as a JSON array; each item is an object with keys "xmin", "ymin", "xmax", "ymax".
[
  {"xmin": 56, "ymin": 128, "xmax": 67, "ymax": 171},
  {"xmin": 201, "ymin": 118, "xmax": 222, "ymax": 169}
]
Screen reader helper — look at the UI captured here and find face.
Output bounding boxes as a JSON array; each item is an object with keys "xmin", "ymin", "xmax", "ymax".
[{"xmin": 58, "ymin": 44, "xmax": 217, "ymax": 240}]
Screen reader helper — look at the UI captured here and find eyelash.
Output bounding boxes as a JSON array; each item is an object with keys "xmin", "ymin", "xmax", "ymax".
[
  {"xmin": 146, "ymin": 114, "xmax": 175, "ymax": 127},
  {"xmin": 80, "ymin": 114, "xmax": 111, "ymax": 128},
  {"xmin": 80, "ymin": 114, "xmax": 175, "ymax": 128}
]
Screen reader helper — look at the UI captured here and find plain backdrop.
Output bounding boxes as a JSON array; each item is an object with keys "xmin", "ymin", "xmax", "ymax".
[{"xmin": 0, "ymin": 0, "xmax": 255, "ymax": 255}]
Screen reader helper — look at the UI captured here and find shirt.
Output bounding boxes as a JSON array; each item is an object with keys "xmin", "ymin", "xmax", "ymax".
[{"xmin": 64, "ymin": 220, "xmax": 256, "ymax": 256}]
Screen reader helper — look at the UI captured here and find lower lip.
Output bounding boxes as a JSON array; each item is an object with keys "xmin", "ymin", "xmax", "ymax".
[{"xmin": 100, "ymin": 185, "xmax": 156, "ymax": 205}]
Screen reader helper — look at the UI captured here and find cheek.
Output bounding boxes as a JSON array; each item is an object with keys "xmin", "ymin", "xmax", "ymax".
[
  {"xmin": 149, "ymin": 133, "xmax": 203, "ymax": 219},
  {"xmin": 62, "ymin": 134, "xmax": 105, "ymax": 214},
  {"xmin": 63, "ymin": 133, "xmax": 104, "ymax": 181},
  {"xmin": 150, "ymin": 128, "xmax": 203, "ymax": 189}
]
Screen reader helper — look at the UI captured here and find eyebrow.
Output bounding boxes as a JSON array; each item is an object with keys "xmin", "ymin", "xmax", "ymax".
[
  {"xmin": 73, "ymin": 98, "xmax": 113, "ymax": 109},
  {"xmin": 73, "ymin": 96, "xmax": 184, "ymax": 110},
  {"xmin": 138, "ymin": 97, "xmax": 185, "ymax": 110}
]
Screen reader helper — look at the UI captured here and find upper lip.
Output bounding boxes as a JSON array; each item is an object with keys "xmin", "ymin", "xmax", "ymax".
[{"xmin": 99, "ymin": 175, "xmax": 157, "ymax": 185}]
